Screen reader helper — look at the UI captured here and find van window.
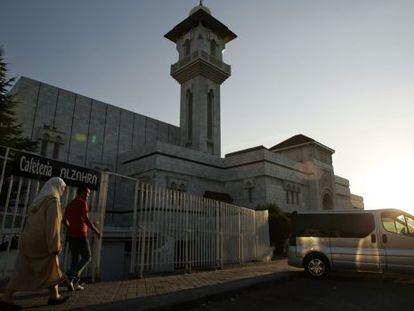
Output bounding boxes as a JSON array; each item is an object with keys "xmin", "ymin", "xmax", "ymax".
[
  {"xmin": 294, "ymin": 214, "xmax": 331, "ymax": 237},
  {"xmin": 381, "ymin": 212, "xmax": 414, "ymax": 236},
  {"xmin": 382, "ymin": 216, "xmax": 398, "ymax": 233},
  {"xmin": 330, "ymin": 214, "xmax": 374, "ymax": 238},
  {"xmin": 293, "ymin": 213, "xmax": 374, "ymax": 238},
  {"xmin": 406, "ymin": 215, "xmax": 414, "ymax": 234}
]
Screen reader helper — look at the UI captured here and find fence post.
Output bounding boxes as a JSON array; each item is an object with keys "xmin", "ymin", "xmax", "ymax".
[
  {"xmin": 137, "ymin": 183, "xmax": 145, "ymax": 278},
  {"xmin": 185, "ymin": 194, "xmax": 189, "ymax": 273},
  {"xmin": 130, "ymin": 181, "xmax": 139, "ymax": 274},
  {"xmin": 0, "ymin": 175, "xmax": 14, "ymax": 244},
  {"xmin": 253, "ymin": 210, "xmax": 257, "ymax": 261},
  {"xmin": 218, "ymin": 202, "xmax": 224, "ymax": 269},
  {"xmin": 3, "ymin": 177, "xmax": 23, "ymax": 278},
  {"xmin": 215, "ymin": 201, "xmax": 219, "ymax": 267},
  {"xmin": 238, "ymin": 210, "xmax": 241, "ymax": 264},
  {"xmin": 92, "ymin": 172, "xmax": 109, "ymax": 282},
  {"xmin": 140, "ymin": 184, "xmax": 150, "ymax": 278},
  {"xmin": 0, "ymin": 147, "xmax": 10, "ymax": 200}
]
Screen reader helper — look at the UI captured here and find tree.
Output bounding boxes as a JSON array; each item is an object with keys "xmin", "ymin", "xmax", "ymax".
[
  {"xmin": 0, "ymin": 47, "xmax": 37, "ymax": 151},
  {"xmin": 256, "ymin": 203, "xmax": 290, "ymax": 256}
]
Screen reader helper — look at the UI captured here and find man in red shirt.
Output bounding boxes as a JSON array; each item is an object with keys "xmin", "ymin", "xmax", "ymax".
[{"xmin": 64, "ymin": 185, "xmax": 101, "ymax": 290}]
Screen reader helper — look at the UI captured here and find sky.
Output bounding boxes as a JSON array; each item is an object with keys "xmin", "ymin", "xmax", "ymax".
[{"xmin": 1, "ymin": 0, "xmax": 413, "ymax": 214}]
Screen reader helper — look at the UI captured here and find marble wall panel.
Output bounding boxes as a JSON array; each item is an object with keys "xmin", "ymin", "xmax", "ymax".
[
  {"xmin": 12, "ymin": 77, "xmax": 40, "ymax": 139},
  {"xmin": 54, "ymin": 89, "xmax": 76, "ymax": 161},
  {"xmin": 102, "ymin": 105, "xmax": 121, "ymax": 167},
  {"xmin": 145, "ymin": 118, "xmax": 158, "ymax": 143},
  {"xmin": 32, "ymin": 83, "xmax": 58, "ymax": 139},
  {"xmin": 118, "ymin": 110, "xmax": 134, "ymax": 155},
  {"xmin": 86, "ymin": 101, "xmax": 107, "ymax": 167},
  {"xmin": 68, "ymin": 95, "xmax": 91, "ymax": 166},
  {"xmin": 132, "ymin": 114, "xmax": 146, "ymax": 150}
]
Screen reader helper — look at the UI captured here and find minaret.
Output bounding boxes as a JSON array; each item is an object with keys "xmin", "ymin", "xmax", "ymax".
[{"xmin": 165, "ymin": 3, "xmax": 237, "ymax": 156}]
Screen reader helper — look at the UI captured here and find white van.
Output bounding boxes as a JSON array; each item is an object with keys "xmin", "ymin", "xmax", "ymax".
[{"xmin": 288, "ymin": 209, "xmax": 414, "ymax": 278}]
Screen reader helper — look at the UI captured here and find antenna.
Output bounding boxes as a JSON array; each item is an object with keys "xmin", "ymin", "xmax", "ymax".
[{"xmin": 200, "ymin": 0, "xmax": 204, "ymax": 6}]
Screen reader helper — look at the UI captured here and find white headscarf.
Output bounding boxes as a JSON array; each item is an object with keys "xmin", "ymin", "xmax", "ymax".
[{"xmin": 32, "ymin": 177, "xmax": 66, "ymax": 206}]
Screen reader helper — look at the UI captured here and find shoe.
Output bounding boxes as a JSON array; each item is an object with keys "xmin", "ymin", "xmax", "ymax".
[
  {"xmin": 0, "ymin": 300, "xmax": 22, "ymax": 310},
  {"xmin": 64, "ymin": 278, "xmax": 75, "ymax": 292},
  {"xmin": 74, "ymin": 283, "xmax": 85, "ymax": 291},
  {"xmin": 48, "ymin": 296, "xmax": 69, "ymax": 305}
]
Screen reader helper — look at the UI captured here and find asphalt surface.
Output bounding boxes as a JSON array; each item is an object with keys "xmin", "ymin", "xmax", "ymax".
[{"xmin": 180, "ymin": 271, "xmax": 414, "ymax": 311}]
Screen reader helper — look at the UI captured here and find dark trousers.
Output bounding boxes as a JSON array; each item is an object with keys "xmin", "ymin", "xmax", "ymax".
[{"xmin": 67, "ymin": 236, "xmax": 91, "ymax": 282}]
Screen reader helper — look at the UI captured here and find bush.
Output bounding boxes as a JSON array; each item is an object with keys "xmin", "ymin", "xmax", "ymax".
[{"xmin": 257, "ymin": 203, "xmax": 290, "ymax": 255}]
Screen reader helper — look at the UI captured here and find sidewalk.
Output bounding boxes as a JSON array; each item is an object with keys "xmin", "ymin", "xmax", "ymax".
[{"xmin": 5, "ymin": 259, "xmax": 300, "ymax": 310}]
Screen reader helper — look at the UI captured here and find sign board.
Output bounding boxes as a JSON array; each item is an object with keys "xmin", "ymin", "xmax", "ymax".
[{"xmin": 12, "ymin": 152, "xmax": 100, "ymax": 190}]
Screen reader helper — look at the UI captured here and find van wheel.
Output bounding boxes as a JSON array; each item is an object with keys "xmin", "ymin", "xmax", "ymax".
[{"xmin": 304, "ymin": 254, "xmax": 330, "ymax": 278}]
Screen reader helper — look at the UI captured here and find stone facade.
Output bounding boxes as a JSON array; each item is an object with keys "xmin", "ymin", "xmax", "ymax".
[{"xmin": 10, "ymin": 4, "xmax": 364, "ymax": 222}]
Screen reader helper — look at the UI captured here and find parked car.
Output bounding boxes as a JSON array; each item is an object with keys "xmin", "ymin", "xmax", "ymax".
[{"xmin": 288, "ymin": 209, "xmax": 414, "ymax": 278}]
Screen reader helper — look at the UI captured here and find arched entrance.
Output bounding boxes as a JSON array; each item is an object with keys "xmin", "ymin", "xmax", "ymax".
[{"xmin": 322, "ymin": 192, "xmax": 334, "ymax": 210}]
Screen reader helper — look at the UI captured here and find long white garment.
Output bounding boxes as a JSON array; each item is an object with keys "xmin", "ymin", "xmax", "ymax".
[{"xmin": 7, "ymin": 177, "xmax": 67, "ymax": 291}]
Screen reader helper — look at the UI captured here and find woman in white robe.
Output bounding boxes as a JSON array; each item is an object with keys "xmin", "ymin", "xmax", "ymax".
[{"xmin": 0, "ymin": 177, "xmax": 69, "ymax": 309}]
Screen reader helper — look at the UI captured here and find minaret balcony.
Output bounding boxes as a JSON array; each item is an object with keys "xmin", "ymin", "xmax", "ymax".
[{"xmin": 171, "ymin": 50, "xmax": 231, "ymax": 84}]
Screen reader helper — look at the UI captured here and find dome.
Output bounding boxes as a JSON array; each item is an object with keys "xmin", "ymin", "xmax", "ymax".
[{"xmin": 189, "ymin": 4, "xmax": 212, "ymax": 16}]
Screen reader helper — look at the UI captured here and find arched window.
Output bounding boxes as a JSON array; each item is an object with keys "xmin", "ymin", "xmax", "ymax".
[
  {"xmin": 207, "ymin": 90, "xmax": 214, "ymax": 140},
  {"xmin": 53, "ymin": 136, "xmax": 62, "ymax": 159},
  {"xmin": 183, "ymin": 39, "xmax": 191, "ymax": 57},
  {"xmin": 210, "ymin": 40, "xmax": 217, "ymax": 57},
  {"xmin": 40, "ymin": 133, "xmax": 50, "ymax": 156},
  {"xmin": 322, "ymin": 193, "xmax": 334, "ymax": 210},
  {"xmin": 197, "ymin": 34, "xmax": 204, "ymax": 50},
  {"xmin": 186, "ymin": 90, "xmax": 193, "ymax": 141}
]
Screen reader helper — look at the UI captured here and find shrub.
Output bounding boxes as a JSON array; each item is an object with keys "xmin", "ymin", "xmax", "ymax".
[{"xmin": 257, "ymin": 203, "xmax": 290, "ymax": 255}]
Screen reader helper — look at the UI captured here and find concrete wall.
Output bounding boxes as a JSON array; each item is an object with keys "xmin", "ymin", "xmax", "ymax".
[
  {"xmin": 351, "ymin": 194, "xmax": 364, "ymax": 209},
  {"xmin": 335, "ymin": 175, "xmax": 353, "ymax": 209}
]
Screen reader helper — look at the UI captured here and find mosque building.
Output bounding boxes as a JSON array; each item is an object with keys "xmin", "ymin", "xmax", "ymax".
[{"xmin": 10, "ymin": 3, "xmax": 364, "ymax": 215}]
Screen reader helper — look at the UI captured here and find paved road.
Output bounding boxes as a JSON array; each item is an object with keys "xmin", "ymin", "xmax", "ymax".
[{"xmin": 182, "ymin": 271, "xmax": 414, "ymax": 311}]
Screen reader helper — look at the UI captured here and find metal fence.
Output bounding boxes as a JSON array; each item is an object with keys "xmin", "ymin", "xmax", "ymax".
[{"xmin": 101, "ymin": 173, "xmax": 272, "ymax": 277}]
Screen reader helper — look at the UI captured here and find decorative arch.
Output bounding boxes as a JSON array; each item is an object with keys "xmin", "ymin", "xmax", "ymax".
[
  {"xmin": 210, "ymin": 39, "xmax": 218, "ymax": 57},
  {"xmin": 179, "ymin": 183, "xmax": 186, "ymax": 192},
  {"xmin": 197, "ymin": 34, "xmax": 204, "ymax": 49},
  {"xmin": 183, "ymin": 39, "xmax": 191, "ymax": 56},
  {"xmin": 186, "ymin": 89, "xmax": 193, "ymax": 141},
  {"xmin": 322, "ymin": 190, "xmax": 334, "ymax": 210},
  {"xmin": 207, "ymin": 89, "xmax": 214, "ymax": 140},
  {"xmin": 53, "ymin": 136, "xmax": 63, "ymax": 159},
  {"xmin": 40, "ymin": 133, "xmax": 50, "ymax": 156}
]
